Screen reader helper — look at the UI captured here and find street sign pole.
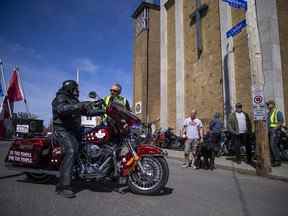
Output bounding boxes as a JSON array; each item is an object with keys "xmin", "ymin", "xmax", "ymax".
[{"xmin": 246, "ymin": 0, "xmax": 271, "ymax": 175}]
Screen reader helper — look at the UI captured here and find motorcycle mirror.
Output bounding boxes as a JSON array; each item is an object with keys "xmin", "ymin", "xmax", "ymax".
[{"xmin": 88, "ymin": 91, "xmax": 102, "ymax": 101}]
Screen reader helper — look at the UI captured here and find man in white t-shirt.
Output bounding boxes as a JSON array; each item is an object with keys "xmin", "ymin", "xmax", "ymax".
[
  {"xmin": 182, "ymin": 109, "xmax": 204, "ymax": 168},
  {"xmin": 228, "ymin": 103, "xmax": 252, "ymax": 164}
]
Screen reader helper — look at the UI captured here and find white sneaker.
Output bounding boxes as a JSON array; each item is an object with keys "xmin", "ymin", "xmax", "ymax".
[{"xmin": 182, "ymin": 163, "xmax": 189, "ymax": 168}]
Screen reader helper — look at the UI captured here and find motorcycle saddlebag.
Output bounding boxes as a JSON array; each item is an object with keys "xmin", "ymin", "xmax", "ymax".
[{"xmin": 5, "ymin": 137, "xmax": 50, "ymax": 168}]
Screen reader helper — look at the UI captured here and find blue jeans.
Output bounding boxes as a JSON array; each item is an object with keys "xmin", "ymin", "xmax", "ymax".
[{"xmin": 269, "ymin": 128, "xmax": 281, "ymax": 162}]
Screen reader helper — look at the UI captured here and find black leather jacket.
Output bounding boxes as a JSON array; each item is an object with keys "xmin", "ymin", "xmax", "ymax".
[{"xmin": 52, "ymin": 89, "xmax": 83, "ymax": 133}]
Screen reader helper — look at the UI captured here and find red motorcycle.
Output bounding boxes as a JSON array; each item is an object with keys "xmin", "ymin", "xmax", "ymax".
[{"xmin": 4, "ymin": 100, "xmax": 169, "ymax": 195}]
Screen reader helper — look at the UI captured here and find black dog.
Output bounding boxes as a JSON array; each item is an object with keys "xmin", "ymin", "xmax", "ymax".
[{"xmin": 194, "ymin": 132, "xmax": 217, "ymax": 170}]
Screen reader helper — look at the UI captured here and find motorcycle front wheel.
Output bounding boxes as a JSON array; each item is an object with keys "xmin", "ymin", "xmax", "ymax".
[{"xmin": 128, "ymin": 156, "xmax": 169, "ymax": 195}]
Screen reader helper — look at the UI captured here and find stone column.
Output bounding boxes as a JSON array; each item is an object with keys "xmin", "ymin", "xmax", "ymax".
[
  {"xmin": 175, "ymin": 0, "xmax": 185, "ymax": 134},
  {"xmin": 219, "ymin": 1, "xmax": 237, "ymax": 125},
  {"xmin": 255, "ymin": 0, "xmax": 285, "ymax": 118},
  {"xmin": 160, "ymin": 0, "xmax": 168, "ymax": 128}
]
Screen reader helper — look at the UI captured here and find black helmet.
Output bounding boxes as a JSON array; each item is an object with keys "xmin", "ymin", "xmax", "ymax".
[
  {"xmin": 62, "ymin": 80, "xmax": 79, "ymax": 97},
  {"xmin": 88, "ymin": 91, "xmax": 97, "ymax": 99}
]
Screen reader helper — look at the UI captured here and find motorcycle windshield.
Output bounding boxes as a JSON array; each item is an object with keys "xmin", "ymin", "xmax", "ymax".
[{"xmin": 106, "ymin": 101, "xmax": 141, "ymax": 126}]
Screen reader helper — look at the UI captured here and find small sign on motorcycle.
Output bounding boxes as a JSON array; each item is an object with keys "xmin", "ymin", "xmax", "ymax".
[
  {"xmin": 16, "ymin": 124, "xmax": 29, "ymax": 134},
  {"xmin": 252, "ymin": 89, "xmax": 266, "ymax": 121}
]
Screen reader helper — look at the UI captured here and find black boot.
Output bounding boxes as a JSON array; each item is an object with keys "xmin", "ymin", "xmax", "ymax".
[
  {"xmin": 272, "ymin": 161, "xmax": 281, "ymax": 167},
  {"xmin": 56, "ymin": 186, "xmax": 76, "ymax": 198},
  {"xmin": 210, "ymin": 159, "xmax": 215, "ymax": 170}
]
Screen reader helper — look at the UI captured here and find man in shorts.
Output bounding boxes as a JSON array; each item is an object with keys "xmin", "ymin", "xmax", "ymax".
[{"xmin": 182, "ymin": 109, "xmax": 204, "ymax": 168}]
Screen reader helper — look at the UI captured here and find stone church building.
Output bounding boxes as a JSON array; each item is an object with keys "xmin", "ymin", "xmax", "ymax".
[{"xmin": 132, "ymin": 0, "xmax": 288, "ymax": 134}]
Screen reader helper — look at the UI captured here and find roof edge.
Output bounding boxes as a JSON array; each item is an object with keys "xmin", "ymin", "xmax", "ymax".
[{"xmin": 132, "ymin": 2, "xmax": 160, "ymax": 19}]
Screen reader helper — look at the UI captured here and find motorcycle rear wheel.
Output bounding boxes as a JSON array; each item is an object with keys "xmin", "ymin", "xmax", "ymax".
[
  {"xmin": 25, "ymin": 172, "xmax": 53, "ymax": 183},
  {"xmin": 128, "ymin": 156, "xmax": 169, "ymax": 195}
]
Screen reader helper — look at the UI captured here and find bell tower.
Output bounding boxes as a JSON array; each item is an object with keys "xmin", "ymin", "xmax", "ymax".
[{"xmin": 132, "ymin": 1, "xmax": 160, "ymax": 125}]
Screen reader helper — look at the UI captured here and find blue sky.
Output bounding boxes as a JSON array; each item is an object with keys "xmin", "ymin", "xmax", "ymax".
[{"xmin": 0, "ymin": 0, "xmax": 159, "ymax": 125}]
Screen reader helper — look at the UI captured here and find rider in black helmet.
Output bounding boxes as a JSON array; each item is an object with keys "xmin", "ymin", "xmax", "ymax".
[{"xmin": 52, "ymin": 80, "xmax": 103, "ymax": 198}]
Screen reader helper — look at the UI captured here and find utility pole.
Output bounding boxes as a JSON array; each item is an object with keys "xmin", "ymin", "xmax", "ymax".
[{"xmin": 246, "ymin": 0, "xmax": 271, "ymax": 175}]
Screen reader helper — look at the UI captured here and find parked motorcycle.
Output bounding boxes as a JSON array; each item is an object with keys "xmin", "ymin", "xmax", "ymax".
[
  {"xmin": 5, "ymin": 97, "xmax": 169, "ymax": 195},
  {"xmin": 153, "ymin": 127, "xmax": 184, "ymax": 150},
  {"xmin": 217, "ymin": 130, "xmax": 233, "ymax": 157}
]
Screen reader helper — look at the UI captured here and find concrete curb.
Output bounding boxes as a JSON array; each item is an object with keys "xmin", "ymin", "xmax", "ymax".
[{"xmin": 166, "ymin": 153, "xmax": 288, "ymax": 183}]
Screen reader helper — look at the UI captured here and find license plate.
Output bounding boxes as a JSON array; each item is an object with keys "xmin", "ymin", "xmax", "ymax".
[
  {"xmin": 8, "ymin": 150, "xmax": 33, "ymax": 164},
  {"xmin": 16, "ymin": 125, "xmax": 29, "ymax": 133}
]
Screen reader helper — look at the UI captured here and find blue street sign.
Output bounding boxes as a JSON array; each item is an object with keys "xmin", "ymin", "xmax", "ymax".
[
  {"xmin": 223, "ymin": 0, "xmax": 247, "ymax": 10},
  {"xmin": 0, "ymin": 81, "xmax": 3, "ymax": 97},
  {"xmin": 226, "ymin": 19, "xmax": 247, "ymax": 38}
]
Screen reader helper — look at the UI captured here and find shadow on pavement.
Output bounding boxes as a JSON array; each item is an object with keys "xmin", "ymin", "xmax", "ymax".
[
  {"xmin": 0, "ymin": 173, "xmax": 24, "ymax": 180},
  {"xmin": 225, "ymin": 156, "xmax": 257, "ymax": 168},
  {"xmin": 148, "ymin": 187, "xmax": 174, "ymax": 196},
  {"xmin": 17, "ymin": 176, "xmax": 174, "ymax": 196},
  {"xmin": 232, "ymin": 167, "xmax": 252, "ymax": 216}
]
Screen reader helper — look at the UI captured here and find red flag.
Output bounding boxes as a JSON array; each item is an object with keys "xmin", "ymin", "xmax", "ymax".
[
  {"xmin": 0, "ymin": 97, "xmax": 12, "ymax": 119},
  {"xmin": 0, "ymin": 70, "xmax": 24, "ymax": 121},
  {"xmin": 7, "ymin": 70, "xmax": 24, "ymax": 102}
]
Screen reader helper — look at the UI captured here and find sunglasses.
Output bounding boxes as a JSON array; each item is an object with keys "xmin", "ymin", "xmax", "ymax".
[{"xmin": 110, "ymin": 89, "xmax": 119, "ymax": 93}]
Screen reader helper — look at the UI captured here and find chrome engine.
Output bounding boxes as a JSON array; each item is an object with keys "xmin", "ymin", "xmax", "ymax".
[{"xmin": 78, "ymin": 143, "xmax": 113, "ymax": 177}]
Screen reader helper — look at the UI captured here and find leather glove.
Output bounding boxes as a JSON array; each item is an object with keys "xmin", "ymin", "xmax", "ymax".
[
  {"xmin": 77, "ymin": 101, "xmax": 92, "ymax": 114},
  {"xmin": 86, "ymin": 103, "xmax": 106, "ymax": 116}
]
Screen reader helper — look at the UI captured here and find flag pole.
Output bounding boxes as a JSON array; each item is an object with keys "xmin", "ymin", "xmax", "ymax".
[
  {"xmin": 0, "ymin": 60, "xmax": 13, "ymax": 118},
  {"xmin": 15, "ymin": 67, "xmax": 30, "ymax": 114},
  {"xmin": 76, "ymin": 67, "xmax": 80, "ymax": 84}
]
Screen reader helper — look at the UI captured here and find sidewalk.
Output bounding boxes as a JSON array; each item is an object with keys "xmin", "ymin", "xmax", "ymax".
[{"xmin": 165, "ymin": 149, "xmax": 288, "ymax": 182}]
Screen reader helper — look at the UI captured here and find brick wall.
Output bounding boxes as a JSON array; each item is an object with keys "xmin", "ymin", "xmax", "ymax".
[
  {"xmin": 183, "ymin": 0, "xmax": 223, "ymax": 123},
  {"xmin": 277, "ymin": 0, "xmax": 288, "ymax": 121},
  {"xmin": 166, "ymin": 3, "xmax": 177, "ymax": 129},
  {"xmin": 147, "ymin": 9, "xmax": 161, "ymax": 126},
  {"xmin": 133, "ymin": 28, "xmax": 148, "ymax": 121},
  {"xmin": 133, "ymin": 6, "xmax": 160, "ymax": 124},
  {"xmin": 231, "ymin": 8, "xmax": 252, "ymax": 116}
]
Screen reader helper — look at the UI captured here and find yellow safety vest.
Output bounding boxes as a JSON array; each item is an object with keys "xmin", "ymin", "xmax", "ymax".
[
  {"xmin": 104, "ymin": 95, "xmax": 127, "ymax": 107},
  {"xmin": 102, "ymin": 95, "xmax": 127, "ymax": 120},
  {"xmin": 270, "ymin": 109, "xmax": 279, "ymax": 128}
]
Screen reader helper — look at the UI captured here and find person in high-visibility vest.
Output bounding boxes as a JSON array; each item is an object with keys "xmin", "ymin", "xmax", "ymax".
[
  {"xmin": 267, "ymin": 99, "xmax": 284, "ymax": 167},
  {"xmin": 104, "ymin": 83, "xmax": 131, "ymax": 111}
]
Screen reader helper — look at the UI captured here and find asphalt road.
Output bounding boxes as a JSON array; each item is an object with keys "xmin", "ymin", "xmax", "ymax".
[{"xmin": 0, "ymin": 141, "xmax": 288, "ymax": 216}]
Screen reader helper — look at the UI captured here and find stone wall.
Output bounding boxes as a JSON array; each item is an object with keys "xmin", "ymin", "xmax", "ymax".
[
  {"xmin": 133, "ymin": 29, "xmax": 148, "ymax": 122},
  {"xmin": 133, "ymin": 5, "xmax": 160, "ymax": 124},
  {"xmin": 166, "ymin": 2, "xmax": 176, "ymax": 129},
  {"xmin": 183, "ymin": 0, "xmax": 223, "ymax": 126},
  {"xmin": 231, "ymin": 8, "xmax": 252, "ymax": 116},
  {"xmin": 147, "ymin": 9, "xmax": 161, "ymax": 126},
  {"xmin": 277, "ymin": 0, "xmax": 288, "ymax": 120}
]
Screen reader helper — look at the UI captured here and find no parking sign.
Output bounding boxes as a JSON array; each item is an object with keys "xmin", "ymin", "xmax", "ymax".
[{"xmin": 252, "ymin": 89, "xmax": 266, "ymax": 120}]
